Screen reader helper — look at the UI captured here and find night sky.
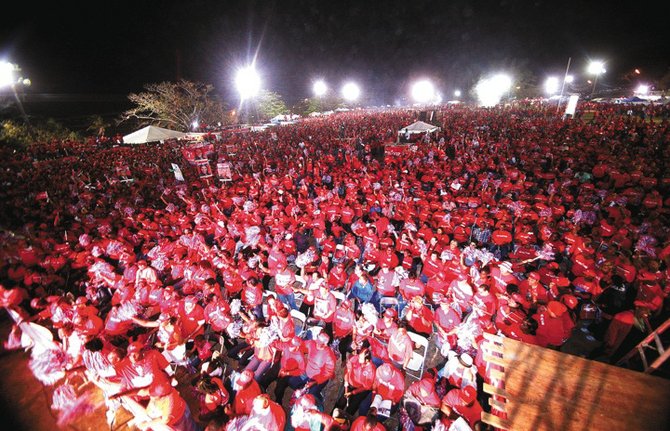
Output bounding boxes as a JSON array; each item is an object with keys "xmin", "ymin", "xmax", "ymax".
[{"xmin": 2, "ymin": 0, "xmax": 669, "ymax": 106}]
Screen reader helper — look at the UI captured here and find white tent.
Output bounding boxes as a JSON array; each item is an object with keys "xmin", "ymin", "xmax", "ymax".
[
  {"xmin": 400, "ymin": 121, "xmax": 440, "ymax": 134},
  {"xmin": 122, "ymin": 125, "xmax": 187, "ymax": 144}
]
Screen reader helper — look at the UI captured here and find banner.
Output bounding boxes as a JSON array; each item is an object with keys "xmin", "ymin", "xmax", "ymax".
[
  {"xmin": 171, "ymin": 163, "xmax": 185, "ymax": 182},
  {"xmin": 217, "ymin": 162, "xmax": 233, "ymax": 182},
  {"xmin": 181, "ymin": 143, "xmax": 215, "ymax": 164},
  {"xmin": 564, "ymin": 95, "xmax": 579, "ymax": 117},
  {"xmin": 115, "ymin": 162, "xmax": 134, "ymax": 183},
  {"xmin": 195, "ymin": 160, "xmax": 213, "ymax": 178}
]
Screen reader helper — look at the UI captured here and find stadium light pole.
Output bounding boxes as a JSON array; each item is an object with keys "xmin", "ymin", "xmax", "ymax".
[
  {"xmin": 411, "ymin": 79, "xmax": 435, "ymax": 104},
  {"xmin": 588, "ymin": 60, "xmax": 605, "ymax": 97},
  {"xmin": 0, "ymin": 60, "xmax": 31, "ymax": 124},
  {"xmin": 235, "ymin": 65, "xmax": 261, "ymax": 124},
  {"xmin": 341, "ymin": 82, "xmax": 361, "ymax": 104},
  {"xmin": 313, "ymin": 80, "xmax": 327, "ymax": 97}
]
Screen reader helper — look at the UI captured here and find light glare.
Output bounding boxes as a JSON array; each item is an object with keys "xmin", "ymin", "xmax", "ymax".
[
  {"xmin": 341, "ymin": 82, "xmax": 360, "ymax": 101},
  {"xmin": 545, "ymin": 77, "xmax": 560, "ymax": 95},
  {"xmin": 235, "ymin": 66, "xmax": 261, "ymax": 100},
  {"xmin": 588, "ymin": 61, "xmax": 606, "ymax": 75},
  {"xmin": 411, "ymin": 80, "xmax": 435, "ymax": 103},
  {"xmin": 635, "ymin": 84, "xmax": 649, "ymax": 95},
  {"xmin": 0, "ymin": 61, "xmax": 16, "ymax": 88},
  {"xmin": 313, "ymin": 80, "xmax": 327, "ymax": 97},
  {"xmin": 475, "ymin": 74, "xmax": 512, "ymax": 107}
]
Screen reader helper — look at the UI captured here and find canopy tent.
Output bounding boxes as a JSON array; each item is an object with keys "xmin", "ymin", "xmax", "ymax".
[
  {"xmin": 399, "ymin": 120, "xmax": 441, "ymax": 135},
  {"xmin": 122, "ymin": 125, "xmax": 187, "ymax": 144}
]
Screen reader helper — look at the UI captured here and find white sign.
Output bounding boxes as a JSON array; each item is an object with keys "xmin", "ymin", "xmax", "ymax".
[
  {"xmin": 564, "ymin": 95, "xmax": 579, "ymax": 117},
  {"xmin": 171, "ymin": 163, "xmax": 185, "ymax": 182}
]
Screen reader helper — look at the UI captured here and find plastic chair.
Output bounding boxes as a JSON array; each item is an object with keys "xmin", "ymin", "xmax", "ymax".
[
  {"xmin": 405, "ymin": 331, "xmax": 429, "ymax": 380},
  {"xmin": 378, "ymin": 296, "xmax": 400, "ymax": 314},
  {"xmin": 290, "ymin": 309, "xmax": 307, "ymax": 337}
]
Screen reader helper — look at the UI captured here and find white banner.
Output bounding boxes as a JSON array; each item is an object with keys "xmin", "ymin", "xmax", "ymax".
[
  {"xmin": 565, "ymin": 95, "xmax": 579, "ymax": 117},
  {"xmin": 171, "ymin": 163, "xmax": 185, "ymax": 182}
]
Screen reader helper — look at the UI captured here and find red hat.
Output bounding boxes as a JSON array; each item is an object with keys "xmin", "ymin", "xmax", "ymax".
[
  {"xmin": 547, "ymin": 300, "xmax": 567, "ymax": 317},
  {"xmin": 556, "ymin": 277, "xmax": 571, "ymax": 288},
  {"xmin": 462, "ymin": 386, "xmax": 477, "ymax": 405},
  {"xmin": 528, "ymin": 272, "xmax": 541, "ymax": 281},
  {"xmin": 562, "ymin": 294, "xmax": 579, "ymax": 310}
]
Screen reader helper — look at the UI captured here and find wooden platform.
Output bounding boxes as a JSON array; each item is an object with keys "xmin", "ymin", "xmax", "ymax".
[{"xmin": 483, "ymin": 336, "xmax": 670, "ymax": 431}]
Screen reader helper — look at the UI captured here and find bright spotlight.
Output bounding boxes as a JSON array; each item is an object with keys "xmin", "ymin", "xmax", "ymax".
[
  {"xmin": 313, "ymin": 80, "xmax": 327, "ymax": 97},
  {"xmin": 341, "ymin": 82, "xmax": 360, "ymax": 101},
  {"xmin": 411, "ymin": 80, "xmax": 435, "ymax": 104},
  {"xmin": 587, "ymin": 61, "xmax": 606, "ymax": 76},
  {"xmin": 545, "ymin": 76, "xmax": 560, "ymax": 95},
  {"xmin": 235, "ymin": 66, "xmax": 261, "ymax": 100},
  {"xmin": 635, "ymin": 84, "xmax": 650, "ymax": 95},
  {"xmin": 475, "ymin": 74, "xmax": 512, "ymax": 107},
  {"xmin": 454, "ymin": 90, "xmax": 462, "ymax": 98},
  {"xmin": 564, "ymin": 75, "xmax": 574, "ymax": 84},
  {"xmin": 192, "ymin": 120, "xmax": 199, "ymax": 129},
  {"xmin": 0, "ymin": 61, "xmax": 16, "ymax": 88}
]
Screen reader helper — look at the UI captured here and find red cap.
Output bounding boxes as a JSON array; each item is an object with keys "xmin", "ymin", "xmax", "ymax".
[
  {"xmin": 562, "ymin": 294, "xmax": 579, "ymax": 310},
  {"xmin": 462, "ymin": 386, "xmax": 477, "ymax": 405}
]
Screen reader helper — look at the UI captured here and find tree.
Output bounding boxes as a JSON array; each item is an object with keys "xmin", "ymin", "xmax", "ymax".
[
  {"xmin": 256, "ymin": 90, "xmax": 289, "ymax": 121},
  {"xmin": 120, "ymin": 80, "xmax": 227, "ymax": 131},
  {"xmin": 87, "ymin": 115, "xmax": 110, "ymax": 137},
  {"xmin": 238, "ymin": 90, "xmax": 289, "ymax": 124},
  {"xmin": 1, "ymin": 119, "xmax": 80, "ymax": 148}
]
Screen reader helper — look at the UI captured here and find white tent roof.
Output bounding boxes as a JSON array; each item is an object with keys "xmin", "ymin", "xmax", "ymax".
[
  {"xmin": 122, "ymin": 125, "xmax": 187, "ymax": 144},
  {"xmin": 400, "ymin": 121, "xmax": 440, "ymax": 134}
]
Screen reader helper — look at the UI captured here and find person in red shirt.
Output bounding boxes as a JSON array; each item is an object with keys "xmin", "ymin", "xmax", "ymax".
[
  {"xmin": 136, "ymin": 378, "xmax": 199, "ymax": 431},
  {"xmin": 178, "ymin": 295, "xmax": 205, "ymax": 339},
  {"xmin": 370, "ymin": 362, "xmax": 405, "ymax": 418},
  {"xmin": 312, "ymin": 281, "xmax": 338, "ymax": 330},
  {"xmin": 303, "ymin": 332, "xmax": 337, "ymax": 399},
  {"xmin": 375, "ymin": 263, "xmax": 399, "ymax": 298},
  {"xmin": 327, "ymin": 262, "xmax": 348, "ymax": 290},
  {"xmin": 441, "ymin": 386, "xmax": 483, "ymax": 429},
  {"xmin": 434, "ymin": 297, "xmax": 462, "ymax": 351},
  {"xmin": 350, "ymin": 411, "xmax": 387, "ymax": 431},
  {"xmin": 243, "ymin": 394, "xmax": 286, "ymax": 431},
  {"xmin": 338, "ymin": 348, "xmax": 377, "ymax": 416},
  {"xmin": 534, "ymin": 300, "xmax": 575, "ymax": 348},
  {"xmin": 272, "ymin": 262, "xmax": 298, "ymax": 310},
  {"xmin": 229, "ymin": 369, "xmax": 262, "ymax": 417},
  {"xmin": 403, "ymin": 296, "xmax": 434, "ymax": 337},
  {"xmin": 387, "ymin": 323, "xmax": 414, "ymax": 369},
  {"xmin": 193, "ymin": 373, "xmax": 229, "ymax": 421},
  {"xmin": 273, "ymin": 336, "xmax": 307, "ymax": 402}
]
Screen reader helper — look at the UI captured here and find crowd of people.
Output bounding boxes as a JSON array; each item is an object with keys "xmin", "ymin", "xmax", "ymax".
[{"xmin": 1, "ymin": 102, "xmax": 669, "ymax": 431}]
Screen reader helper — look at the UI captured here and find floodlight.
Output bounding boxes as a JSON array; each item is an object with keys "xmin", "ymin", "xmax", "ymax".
[
  {"xmin": 235, "ymin": 66, "xmax": 261, "ymax": 100},
  {"xmin": 587, "ymin": 61, "xmax": 606, "ymax": 76},
  {"xmin": 635, "ymin": 84, "xmax": 649, "ymax": 95},
  {"xmin": 341, "ymin": 82, "xmax": 360, "ymax": 101},
  {"xmin": 0, "ymin": 61, "xmax": 16, "ymax": 88},
  {"xmin": 475, "ymin": 74, "xmax": 512, "ymax": 107},
  {"xmin": 564, "ymin": 75, "xmax": 574, "ymax": 84},
  {"xmin": 545, "ymin": 77, "xmax": 560, "ymax": 95},
  {"xmin": 454, "ymin": 90, "xmax": 462, "ymax": 98},
  {"xmin": 313, "ymin": 80, "xmax": 327, "ymax": 97},
  {"xmin": 411, "ymin": 80, "xmax": 435, "ymax": 104}
]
